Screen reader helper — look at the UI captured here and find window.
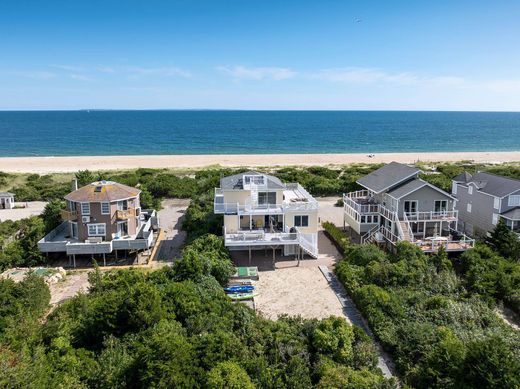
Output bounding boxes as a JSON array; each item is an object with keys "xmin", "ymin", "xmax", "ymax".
[
  {"xmin": 360, "ymin": 216, "xmax": 366, "ymax": 223},
  {"xmin": 244, "ymin": 175, "xmax": 265, "ymax": 186},
  {"xmin": 81, "ymin": 202, "xmax": 90, "ymax": 215},
  {"xmin": 68, "ymin": 201, "xmax": 77, "ymax": 212},
  {"xmin": 101, "ymin": 202, "xmax": 110, "ymax": 215},
  {"xmin": 434, "ymin": 200, "xmax": 448, "ymax": 213},
  {"xmin": 117, "ymin": 200, "xmax": 128, "ymax": 211},
  {"xmin": 494, "ymin": 197, "xmax": 500, "ymax": 210},
  {"xmin": 468, "ymin": 185, "xmax": 473, "ymax": 195},
  {"xmin": 87, "ymin": 223, "xmax": 106, "ymax": 237},
  {"xmin": 508, "ymin": 195, "xmax": 520, "ymax": 207},
  {"xmin": 467, "ymin": 203, "xmax": 472, "ymax": 213},
  {"xmin": 70, "ymin": 222, "xmax": 78, "ymax": 239},
  {"xmin": 452, "ymin": 183, "xmax": 458, "ymax": 195},
  {"xmin": 294, "ymin": 215, "xmax": 309, "ymax": 227},
  {"xmin": 492, "ymin": 213, "xmax": 499, "ymax": 225},
  {"xmin": 258, "ymin": 192, "xmax": 277, "ymax": 205}
]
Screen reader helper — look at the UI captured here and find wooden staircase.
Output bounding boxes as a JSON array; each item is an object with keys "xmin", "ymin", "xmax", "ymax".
[{"xmin": 399, "ymin": 220, "xmax": 413, "ymax": 242}]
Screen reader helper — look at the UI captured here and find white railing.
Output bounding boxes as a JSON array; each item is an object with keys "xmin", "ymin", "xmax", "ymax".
[
  {"xmin": 361, "ymin": 224, "xmax": 381, "ymax": 244},
  {"xmin": 343, "ymin": 195, "xmax": 380, "ymax": 216},
  {"xmin": 413, "ymin": 236, "xmax": 475, "ymax": 251},
  {"xmin": 345, "ymin": 190, "xmax": 371, "ymax": 199},
  {"xmin": 405, "ymin": 210, "xmax": 458, "ymax": 222},
  {"xmin": 402, "ymin": 211, "xmax": 414, "ymax": 242},
  {"xmin": 296, "ymin": 228, "xmax": 318, "ymax": 257},
  {"xmin": 381, "ymin": 226, "xmax": 401, "ymax": 243}
]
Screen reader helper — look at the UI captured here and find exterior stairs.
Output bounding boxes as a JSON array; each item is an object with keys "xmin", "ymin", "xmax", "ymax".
[{"xmin": 399, "ymin": 220, "xmax": 413, "ymax": 241}]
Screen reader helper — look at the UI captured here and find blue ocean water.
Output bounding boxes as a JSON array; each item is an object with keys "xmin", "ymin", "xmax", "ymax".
[{"xmin": 0, "ymin": 110, "xmax": 519, "ymax": 156}]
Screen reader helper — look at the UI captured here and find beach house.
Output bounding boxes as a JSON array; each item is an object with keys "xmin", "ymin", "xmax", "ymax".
[
  {"xmin": 0, "ymin": 192, "xmax": 15, "ymax": 210},
  {"xmin": 343, "ymin": 162, "xmax": 474, "ymax": 252},
  {"xmin": 38, "ymin": 180, "xmax": 158, "ymax": 266},
  {"xmin": 452, "ymin": 171, "xmax": 520, "ymax": 237},
  {"xmin": 214, "ymin": 171, "xmax": 319, "ymax": 259}
]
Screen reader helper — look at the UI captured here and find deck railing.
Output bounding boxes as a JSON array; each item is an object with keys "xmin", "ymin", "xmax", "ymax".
[
  {"xmin": 116, "ymin": 208, "xmax": 135, "ymax": 220},
  {"xmin": 61, "ymin": 209, "xmax": 78, "ymax": 221},
  {"xmin": 405, "ymin": 210, "xmax": 458, "ymax": 222}
]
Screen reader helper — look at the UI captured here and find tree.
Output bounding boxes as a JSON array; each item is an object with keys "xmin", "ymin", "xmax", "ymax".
[
  {"xmin": 75, "ymin": 170, "xmax": 94, "ymax": 187},
  {"xmin": 206, "ymin": 361, "xmax": 254, "ymax": 389},
  {"xmin": 486, "ymin": 219, "xmax": 520, "ymax": 260},
  {"xmin": 41, "ymin": 199, "xmax": 65, "ymax": 233},
  {"xmin": 313, "ymin": 316, "xmax": 355, "ymax": 364}
]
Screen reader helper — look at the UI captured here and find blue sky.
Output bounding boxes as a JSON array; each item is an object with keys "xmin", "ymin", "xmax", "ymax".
[{"xmin": 1, "ymin": 1, "xmax": 519, "ymax": 110}]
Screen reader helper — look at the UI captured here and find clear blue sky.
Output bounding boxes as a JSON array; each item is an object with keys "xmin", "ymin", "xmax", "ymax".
[{"xmin": 1, "ymin": 1, "xmax": 519, "ymax": 110}]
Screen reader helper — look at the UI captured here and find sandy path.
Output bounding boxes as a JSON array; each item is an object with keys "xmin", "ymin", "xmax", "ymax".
[
  {"xmin": 1, "ymin": 151, "xmax": 519, "ymax": 173},
  {"xmin": 253, "ymin": 266, "xmax": 346, "ymax": 320}
]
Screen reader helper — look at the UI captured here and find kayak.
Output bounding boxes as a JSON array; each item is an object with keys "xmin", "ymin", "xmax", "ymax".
[
  {"xmin": 224, "ymin": 285, "xmax": 255, "ymax": 293},
  {"xmin": 228, "ymin": 292, "xmax": 258, "ymax": 301}
]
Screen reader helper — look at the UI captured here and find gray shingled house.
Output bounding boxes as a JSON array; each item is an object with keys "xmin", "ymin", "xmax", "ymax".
[
  {"xmin": 452, "ymin": 171, "xmax": 520, "ymax": 237},
  {"xmin": 343, "ymin": 162, "xmax": 474, "ymax": 252}
]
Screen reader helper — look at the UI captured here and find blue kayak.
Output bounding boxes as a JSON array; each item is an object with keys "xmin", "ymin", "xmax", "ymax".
[{"xmin": 224, "ymin": 285, "xmax": 255, "ymax": 293}]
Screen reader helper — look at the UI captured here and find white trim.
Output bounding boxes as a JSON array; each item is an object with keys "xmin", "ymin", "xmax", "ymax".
[
  {"xmin": 467, "ymin": 203, "xmax": 472, "ymax": 213},
  {"xmin": 87, "ymin": 223, "xmax": 106, "ymax": 237},
  {"xmin": 492, "ymin": 213, "xmax": 499, "ymax": 225},
  {"xmin": 434, "ymin": 199, "xmax": 448, "ymax": 212},
  {"xmin": 294, "ymin": 215, "xmax": 309, "ymax": 227},
  {"xmin": 101, "ymin": 202, "xmax": 110, "ymax": 215},
  {"xmin": 468, "ymin": 185, "xmax": 473, "ymax": 195},
  {"xmin": 493, "ymin": 197, "xmax": 500, "ymax": 210},
  {"xmin": 70, "ymin": 221, "xmax": 78, "ymax": 239},
  {"xmin": 81, "ymin": 202, "xmax": 90, "ymax": 216}
]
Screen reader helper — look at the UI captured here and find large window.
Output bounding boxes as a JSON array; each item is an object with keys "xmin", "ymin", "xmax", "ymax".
[
  {"xmin": 467, "ymin": 203, "xmax": 472, "ymax": 213},
  {"xmin": 117, "ymin": 200, "xmax": 128, "ymax": 211},
  {"xmin": 81, "ymin": 202, "xmax": 90, "ymax": 215},
  {"xmin": 434, "ymin": 200, "xmax": 448, "ymax": 212},
  {"xmin": 258, "ymin": 192, "xmax": 277, "ymax": 205},
  {"xmin": 508, "ymin": 195, "xmax": 520, "ymax": 207},
  {"xmin": 101, "ymin": 202, "xmax": 110, "ymax": 215},
  {"xmin": 88, "ymin": 223, "xmax": 106, "ymax": 237},
  {"xmin": 294, "ymin": 215, "xmax": 309, "ymax": 227},
  {"xmin": 244, "ymin": 175, "xmax": 265, "ymax": 186}
]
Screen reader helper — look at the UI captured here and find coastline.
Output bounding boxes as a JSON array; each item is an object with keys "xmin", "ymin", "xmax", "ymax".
[{"xmin": 1, "ymin": 151, "xmax": 519, "ymax": 173}]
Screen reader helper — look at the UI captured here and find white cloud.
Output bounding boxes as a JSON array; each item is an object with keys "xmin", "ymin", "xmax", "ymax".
[
  {"xmin": 128, "ymin": 66, "xmax": 192, "ymax": 78},
  {"xmin": 309, "ymin": 67, "xmax": 466, "ymax": 87},
  {"xmin": 50, "ymin": 64, "xmax": 86, "ymax": 72},
  {"xmin": 218, "ymin": 65, "xmax": 296, "ymax": 80}
]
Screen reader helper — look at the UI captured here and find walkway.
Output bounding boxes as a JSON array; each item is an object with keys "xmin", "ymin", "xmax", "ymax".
[{"xmin": 319, "ymin": 265, "xmax": 397, "ymax": 380}]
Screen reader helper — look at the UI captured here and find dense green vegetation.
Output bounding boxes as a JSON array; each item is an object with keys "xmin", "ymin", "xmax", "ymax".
[
  {"xmin": 0, "ymin": 232, "xmax": 392, "ymax": 388},
  {"xmin": 322, "ymin": 221, "xmax": 350, "ymax": 254},
  {"xmin": 333, "ymin": 240, "xmax": 520, "ymax": 388}
]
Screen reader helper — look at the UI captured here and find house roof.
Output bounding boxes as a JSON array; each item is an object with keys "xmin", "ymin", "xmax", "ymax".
[
  {"xmin": 0, "ymin": 192, "xmax": 14, "ymax": 197},
  {"xmin": 466, "ymin": 172, "xmax": 520, "ymax": 198},
  {"xmin": 356, "ymin": 162, "xmax": 420, "ymax": 193},
  {"xmin": 64, "ymin": 181, "xmax": 140, "ymax": 202},
  {"xmin": 452, "ymin": 172, "xmax": 472, "ymax": 183},
  {"xmin": 501, "ymin": 207, "xmax": 520, "ymax": 220},
  {"xmin": 387, "ymin": 178, "xmax": 455, "ymax": 200},
  {"xmin": 220, "ymin": 171, "xmax": 285, "ymax": 190}
]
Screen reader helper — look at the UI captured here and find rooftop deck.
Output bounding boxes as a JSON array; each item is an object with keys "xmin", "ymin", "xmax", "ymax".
[
  {"xmin": 38, "ymin": 210, "xmax": 157, "ymax": 255},
  {"xmin": 214, "ymin": 183, "xmax": 318, "ymax": 215}
]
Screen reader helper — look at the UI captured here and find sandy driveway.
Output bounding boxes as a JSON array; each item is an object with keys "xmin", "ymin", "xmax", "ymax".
[
  {"xmin": 154, "ymin": 199, "xmax": 190, "ymax": 264},
  {"xmin": 49, "ymin": 271, "xmax": 90, "ymax": 305}
]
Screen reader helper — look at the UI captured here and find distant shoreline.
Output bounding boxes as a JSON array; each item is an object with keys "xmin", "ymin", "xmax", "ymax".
[{"xmin": 1, "ymin": 151, "xmax": 519, "ymax": 173}]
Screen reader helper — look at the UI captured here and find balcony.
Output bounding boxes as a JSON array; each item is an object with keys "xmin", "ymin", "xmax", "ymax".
[
  {"xmin": 61, "ymin": 209, "xmax": 78, "ymax": 221},
  {"xmin": 116, "ymin": 208, "xmax": 135, "ymax": 220},
  {"xmin": 405, "ymin": 210, "xmax": 458, "ymax": 222}
]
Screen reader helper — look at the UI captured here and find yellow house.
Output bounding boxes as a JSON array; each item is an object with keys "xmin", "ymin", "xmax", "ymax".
[{"xmin": 214, "ymin": 171, "xmax": 318, "ymax": 259}]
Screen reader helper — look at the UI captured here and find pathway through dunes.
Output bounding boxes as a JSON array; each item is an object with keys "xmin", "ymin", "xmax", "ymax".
[{"xmin": 319, "ymin": 265, "xmax": 397, "ymax": 380}]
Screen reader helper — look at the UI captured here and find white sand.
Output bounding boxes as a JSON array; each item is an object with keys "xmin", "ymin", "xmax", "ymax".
[{"xmin": 0, "ymin": 151, "xmax": 519, "ymax": 173}]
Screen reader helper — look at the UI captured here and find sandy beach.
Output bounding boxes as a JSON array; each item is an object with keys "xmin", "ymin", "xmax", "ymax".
[{"xmin": 0, "ymin": 151, "xmax": 519, "ymax": 173}]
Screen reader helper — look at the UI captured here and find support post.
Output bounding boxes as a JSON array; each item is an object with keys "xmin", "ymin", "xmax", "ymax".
[
  {"xmin": 103, "ymin": 253, "xmax": 106, "ymax": 267},
  {"xmin": 73, "ymin": 254, "xmax": 76, "ymax": 268}
]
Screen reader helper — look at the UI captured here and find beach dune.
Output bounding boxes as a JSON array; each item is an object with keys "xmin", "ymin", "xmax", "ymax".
[{"xmin": 0, "ymin": 151, "xmax": 519, "ymax": 173}]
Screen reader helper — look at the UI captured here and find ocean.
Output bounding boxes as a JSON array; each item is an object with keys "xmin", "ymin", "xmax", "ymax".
[{"xmin": 0, "ymin": 110, "xmax": 519, "ymax": 157}]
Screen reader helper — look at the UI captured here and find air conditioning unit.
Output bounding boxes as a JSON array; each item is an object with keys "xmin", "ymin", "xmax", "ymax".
[{"xmin": 82, "ymin": 216, "xmax": 90, "ymax": 223}]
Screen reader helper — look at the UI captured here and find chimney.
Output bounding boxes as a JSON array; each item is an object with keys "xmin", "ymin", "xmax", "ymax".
[{"xmin": 72, "ymin": 178, "xmax": 78, "ymax": 191}]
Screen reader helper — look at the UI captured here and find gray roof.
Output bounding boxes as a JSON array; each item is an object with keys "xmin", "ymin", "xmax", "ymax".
[
  {"xmin": 452, "ymin": 172, "xmax": 472, "ymax": 183},
  {"xmin": 0, "ymin": 192, "xmax": 14, "ymax": 197},
  {"xmin": 387, "ymin": 178, "xmax": 454, "ymax": 200},
  {"xmin": 387, "ymin": 179, "xmax": 427, "ymax": 199},
  {"xmin": 220, "ymin": 171, "xmax": 285, "ymax": 190},
  {"xmin": 467, "ymin": 172, "xmax": 520, "ymax": 198},
  {"xmin": 501, "ymin": 207, "xmax": 520, "ymax": 220},
  {"xmin": 357, "ymin": 162, "xmax": 420, "ymax": 193}
]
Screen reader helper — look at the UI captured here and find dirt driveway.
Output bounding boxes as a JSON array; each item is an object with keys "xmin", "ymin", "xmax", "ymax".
[
  {"xmin": 49, "ymin": 271, "xmax": 90, "ymax": 305},
  {"xmin": 154, "ymin": 199, "xmax": 190, "ymax": 265}
]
